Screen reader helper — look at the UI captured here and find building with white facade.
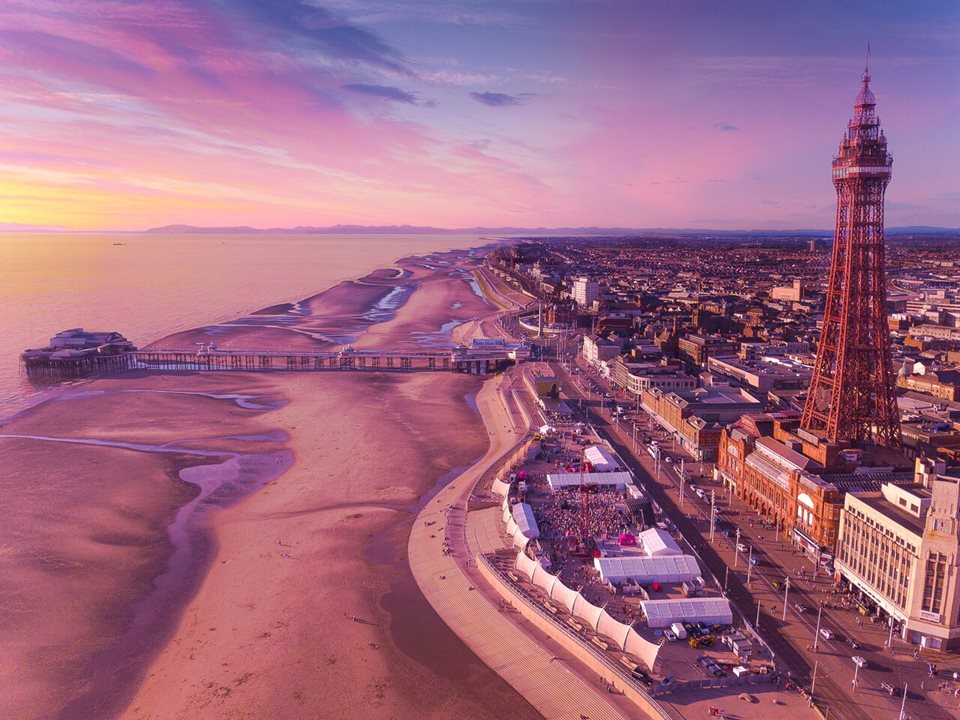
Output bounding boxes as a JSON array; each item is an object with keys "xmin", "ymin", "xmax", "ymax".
[
  {"xmin": 835, "ymin": 459, "xmax": 960, "ymax": 650},
  {"xmin": 572, "ymin": 276, "xmax": 600, "ymax": 307}
]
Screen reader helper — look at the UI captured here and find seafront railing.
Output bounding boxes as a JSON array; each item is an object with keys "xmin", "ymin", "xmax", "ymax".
[{"xmin": 477, "ymin": 552, "xmax": 675, "ymax": 719}]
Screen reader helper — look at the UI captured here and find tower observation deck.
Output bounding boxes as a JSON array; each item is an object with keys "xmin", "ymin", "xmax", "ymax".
[{"xmin": 800, "ymin": 68, "xmax": 900, "ymax": 447}]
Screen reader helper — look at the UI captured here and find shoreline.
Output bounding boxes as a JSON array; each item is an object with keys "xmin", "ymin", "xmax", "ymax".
[{"xmin": 0, "ymin": 242, "xmax": 538, "ymax": 720}]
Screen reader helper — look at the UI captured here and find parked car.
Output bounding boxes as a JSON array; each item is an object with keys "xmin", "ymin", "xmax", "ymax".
[
  {"xmin": 852, "ymin": 656, "xmax": 867, "ymax": 668},
  {"xmin": 819, "ymin": 628, "xmax": 835, "ymax": 640},
  {"xmin": 632, "ymin": 669, "xmax": 653, "ymax": 686},
  {"xmin": 749, "ymin": 555, "xmax": 759, "ymax": 566},
  {"xmin": 880, "ymin": 682, "xmax": 902, "ymax": 697},
  {"xmin": 736, "ymin": 542, "xmax": 748, "ymax": 552},
  {"xmin": 794, "ymin": 603, "xmax": 808, "ymax": 614}
]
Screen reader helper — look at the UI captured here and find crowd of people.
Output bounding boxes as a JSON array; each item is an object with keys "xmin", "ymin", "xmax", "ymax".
[{"xmin": 535, "ymin": 489, "xmax": 634, "ymax": 548}]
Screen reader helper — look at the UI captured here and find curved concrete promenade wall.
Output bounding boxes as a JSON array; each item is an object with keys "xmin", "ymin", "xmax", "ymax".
[
  {"xmin": 480, "ymin": 554, "xmax": 673, "ymax": 720},
  {"xmin": 513, "ymin": 552, "xmax": 662, "ymax": 672}
]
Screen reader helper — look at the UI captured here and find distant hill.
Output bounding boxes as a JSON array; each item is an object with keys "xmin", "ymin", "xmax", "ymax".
[{"xmin": 145, "ymin": 223, "xmax": 958, "ymax": 237}]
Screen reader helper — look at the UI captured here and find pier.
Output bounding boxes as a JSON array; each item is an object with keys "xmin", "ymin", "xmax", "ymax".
[{"xmin": 22, "ymin": 345, "xmax": 524, "ymax": 379}]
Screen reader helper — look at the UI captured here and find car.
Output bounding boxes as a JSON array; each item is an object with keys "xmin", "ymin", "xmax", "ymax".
[
  {"xmin": 794, "ymin": 603, "xmax": 808, "ymax": 613},
  {"xmin": 749, "ymin": 555, "xmax": 759, "ymax": 566},
  {"xmin": 663, "ymin": 629, "xmax": 678, "ymax": 642},
  {"xmin": 721, "ymin": 529, "xmax": 732, "ymax": 538},
  {"xmin": 880, "ymin": 682, "xmax": 902, "ymax": 697},
  {"xmin": 852, "ymin": 656, "xmax": 867, "ymax": 668},
  {"xmin": 665, "ymin": 457, "xmax": 673, "ymax": 464},
  {"xmin": 736, "ymin": 542, "xmax": 748, "ymax": 552},
  {"xmin": 632, "ymin": 669, "xmax": 653, "ymax": 686},
  {"xmin": 849, "ymin": 639, "xmax": 861, "ymax": 649},
  {"xmin": 819, "ymin": 628, "xmax": 834, "ymax": 640}
]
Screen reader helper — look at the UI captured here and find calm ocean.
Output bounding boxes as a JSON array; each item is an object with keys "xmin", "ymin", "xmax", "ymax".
[{"xmin": 0, "ymin": 233, "xmax": 489, "ymax": 417}]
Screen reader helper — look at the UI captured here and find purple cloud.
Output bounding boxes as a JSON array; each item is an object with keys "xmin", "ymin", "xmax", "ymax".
[
  {"xmin": 713, "ymin": 122, "xmax": 739, "ymax": 132},
  {"xmin": 342, "ymin": 83, "xmax": 417, "ymax": 104},
  {"xmin": 470, "ymin": 91, "xmax": 522, "ymax": 107}
]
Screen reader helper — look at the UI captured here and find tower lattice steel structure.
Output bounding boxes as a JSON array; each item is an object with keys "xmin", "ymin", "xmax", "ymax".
[{"xmin": 800, "ymin": 68, "xmax": 901, "ymax": 447}]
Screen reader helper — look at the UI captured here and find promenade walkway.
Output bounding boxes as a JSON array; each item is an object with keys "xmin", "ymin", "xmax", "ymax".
[{"xmin": 408, "ymin": 372, "xmax": 634, "ymax": 720}]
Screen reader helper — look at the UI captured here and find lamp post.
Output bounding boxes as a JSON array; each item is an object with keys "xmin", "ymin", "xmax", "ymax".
[
  {"xmin": 898, "ymin": 682, "xmax": 908, "ymax": 719},
  {"xmin": 724, "ymin": 566, "xmax": 729, "ymax": 591},
  {"xmin": 746, "ymin": 546, "xmax": 753, "ymax": 586},
  {"xmin": 852, "ymin": 660, "xmax": 860, "ymax": 690},
  {"xmin": 632, "ymin": 423, "xmax": 638, "ymax": 452},
  {"xmin": 810, "ymin": 659, "xmax": 819, "ymax": 705},
  {"xmin": 782, "ymin": 577, "xmax": 791, "ymax": 621},
  {"xmin": 814, "ymin": 602, "xmax": 823, "ymax": 651},
  {"xmin": 679, "ymin": 470, "xmax": 686, "ymax": 508},
  {"xmin": 710, "ymin": 490, "xmax": 716, "ymax": 542},
  {"xmin": 735, "ymin": 528, "xmax": 741, "ymax": 567},
  {"xmin": 755, "ymin": 602, "xmax": 761, "ymax": 628}
]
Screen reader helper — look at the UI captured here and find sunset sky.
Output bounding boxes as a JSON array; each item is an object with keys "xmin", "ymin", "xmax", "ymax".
[{"xmin": 1, "ymin": 0, "xmax": 957, "ymax": 231}]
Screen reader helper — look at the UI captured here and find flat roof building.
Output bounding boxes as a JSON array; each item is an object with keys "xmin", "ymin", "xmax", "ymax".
[{"xmin": 835, "ymin": 460, "xmax": 960, "ymax": 650}]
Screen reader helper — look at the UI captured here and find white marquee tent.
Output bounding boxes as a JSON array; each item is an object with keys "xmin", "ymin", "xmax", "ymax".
[
  {"xmin": 593, "ymin": 555, "xmax": 701, "ymax": 584},
  {"xmin": 639, "ymin": 597, "xmax": 733, "ymax": 628}
]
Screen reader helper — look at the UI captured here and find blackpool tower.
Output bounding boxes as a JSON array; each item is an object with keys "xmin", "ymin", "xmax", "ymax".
[{"xmin": 801, "ymin": 68, "xmax": 901, "ymax": 447}]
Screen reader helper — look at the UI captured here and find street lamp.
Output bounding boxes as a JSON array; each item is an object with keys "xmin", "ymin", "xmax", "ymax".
[
  {"xmin": 782, "ymin": 577, "xmax": 791, "ymax": 621},
  {"xmin": 734, "ymin": 528, "xmax": 741, "ymax": 567},
  {"xmin": 852, "ymin": 659, "xmax": 860, "ymax": 690},
  {"xmin": 632, "ymin": 423, "xmax": 638, "ymax": 452},
  {"xmin": 746, "ymin": 546, "xmax": 753, "ymax": 586},
  {"xmin": 810, "ymin": 659, "xmax": 819, "ymax": 705},
  {"xmin": 814, "ymin": 602, "xmax": 823, "ymax": 651},
  {"xmin": 709, "ymin": 490, "xmax": 716, "ymax": 542}
]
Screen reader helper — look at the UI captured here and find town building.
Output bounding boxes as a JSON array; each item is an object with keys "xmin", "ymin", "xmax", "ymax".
[
  {"xmin": 769, "ymin": 279, "xmax": 803, "ymax": 303},
  {"xmin": 706, "ymin": 354, "xmax": 812, "ymax": 393},
  {"xmin": 677, "ymin": 333, "xmax": 739, "ymax": 368},
  {"xmin": 572, "ymin": 276, "xmax": 600, "ymax": 307},
  {"xmin": 642, "ymin": 385, "xmax": 762, "ymax": 461},
  {"xmin": 581, "ymin": 334, "xmax": 622, "ymax": 369},
  {"xmin": 716, "ymin": 414, "xmax": 915, "ymax": 561},
  {"xmin": 835, "ymin": 459, "xmax": 960, "ymax": 650}
]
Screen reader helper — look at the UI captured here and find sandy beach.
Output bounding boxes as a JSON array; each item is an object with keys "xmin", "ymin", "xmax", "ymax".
[{"xmin": 1, "ymin": 248, "xmax": 541, "ymax": 720}]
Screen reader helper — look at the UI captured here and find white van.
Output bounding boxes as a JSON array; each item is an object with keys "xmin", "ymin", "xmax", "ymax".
[
  {"xmin": 670, "ymin": 622, "xmax": 688, "ymax": 639},
  {"xmin": 819, "ymin": 628, "xmax": 834, "ymax": 640}
]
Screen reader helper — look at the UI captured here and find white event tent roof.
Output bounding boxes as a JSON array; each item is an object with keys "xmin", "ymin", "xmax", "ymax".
[
  {"xmin": 638, "ymin": 527, "xmax": 682, "ymax": 557},
  {"xmin": 584, "ymin": 444, "xmax": 621, "ymax": 472},
  {"xmin": 639, "ymin": 598, "xmax": 733, "ymax": 628},
  {"xmin": 546, "ymin": 471, "xmax": 631, "ymax": 493},
  {"xmin": 593, "ymin": 555, "xmax": 701, "ymax": 584},
  {"xmin": 512, "ymin": 502, "xmax": 540, "ymax": 540}
]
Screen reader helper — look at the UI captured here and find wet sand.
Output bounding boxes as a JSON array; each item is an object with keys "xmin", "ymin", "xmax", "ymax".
[{"xmin": 1, "ymin": 248, "xmax": 541, "ymax": 720}]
